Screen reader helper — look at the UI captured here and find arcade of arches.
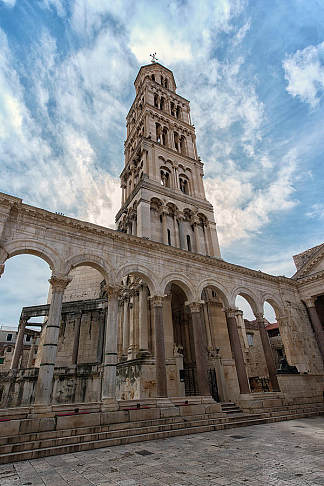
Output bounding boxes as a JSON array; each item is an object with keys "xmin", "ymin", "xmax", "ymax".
[{"xmin": 0, "ymin": 61, "xmax": 323, "ymax": 414}]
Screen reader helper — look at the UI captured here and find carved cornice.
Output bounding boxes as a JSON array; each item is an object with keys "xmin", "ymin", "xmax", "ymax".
[
  {"xmin": 0, "ymin": 191, "xmax": 298, "ymax": 287},
  {"xmin": 295, "ymin": 269, "xmax": 324, "ymax": 284}
]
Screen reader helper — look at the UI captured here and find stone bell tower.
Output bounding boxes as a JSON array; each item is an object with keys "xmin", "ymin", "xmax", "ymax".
[{"xmin": 115, "ymin": 61, "xmax": 221, "ymax": 258}]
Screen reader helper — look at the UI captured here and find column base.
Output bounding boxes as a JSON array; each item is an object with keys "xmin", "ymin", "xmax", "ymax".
[
  {"xmin": 28, "ymin": 404, "xmax": 54, "ymax": 418},
  {"xmin": 101, "ymin": 398, "xmax": 119, "ymax": 412}
]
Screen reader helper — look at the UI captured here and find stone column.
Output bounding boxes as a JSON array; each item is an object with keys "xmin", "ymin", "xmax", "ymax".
[
  {"xmin": 202, "ymin": 302, "xmax": 213, "ymax": 350},
  {"xmin": 117, "ymin": 300, "xmax": 124, "ymax": 358},
  {"xmin": 27, "ymin": 335, "xmax": 36, "ymax": 368},
  {"xmin": 128, "ymin": 297, "xmax": 135, "ymax": 359},
  {"xmin": 305, "ymin": 297, "xmax": 324, "ymax": 361},
  {"xmin": 163, "ymin": 294, "xmax": 174, "ymax": 358},
  {"xmin": 122, "ymin": 297, "xmax": 129, "ymax": 358},
  {"xmin": 161, "ymin": 208, "xmax": 168, "ymax": 245},
  {"xmin": 102, "ymin": 285, "xmax": 120, "ymax": 406},
  {"xmin": 188, "ymin": 302, "xmax": 210, "ymax": 396},
  {"xmin": 173, "ymin": 214, "xmax": 180, "ymax": 248},
  {"xmin": 71, "ymin": 312, "xmax": 82, "ymax": 365},
  {"xmin": 139, "ymin": 285, "xmax": 150, "ymax": 355},
  {"xmin": 193, "ymin": 220, "xmax": 201, "ymax": 254},
  {"xmin": 178, "ymin": 214, "xmax": 186, "ymax": 250},
  {"xmin": 137, "ymin": 199, "xmax": 151, "ymax": 239},
  {"xmin": 34, "ymin": 275, "xmax": 71, "ymax": 406},
  {"xmin": 255, "ymin": 313, "xmax": 280, "ymax": 391},
  {"xmin": 225, "ymin": 308, "xmax": 250, "ymax": 394},
  {"xmin": 151, "ymin": 296, "xmax": 167, "ymax": 397},
  {"xmin": 11, "ymin": 317, "xmax": 27, "ymax": 370},
  {"xmin": 121, "ymin": 183, "xmax": 126, "ymax": 205}
]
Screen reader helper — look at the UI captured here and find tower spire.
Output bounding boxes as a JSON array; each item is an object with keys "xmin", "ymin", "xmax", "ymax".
[{"xmin": 115, "ymin": 63, "xmax": 221, "ymax": 258}]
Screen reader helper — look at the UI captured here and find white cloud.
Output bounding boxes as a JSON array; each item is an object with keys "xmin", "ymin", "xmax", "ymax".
[
  {"xmin": 205, "ymin": 149, "xmax": 298, "ymax": 246},
  {"xmin": 306, "ymin": 203, "xmax": 324, "ymax": 220},
  {"xmin": 0, "ymin": 0, "xmax": 15, "ymax": 7},
  {"xmin": 283, "ymin": 41, "xmax": 324, "ymax": 108},
  {"xmin": 0, "ymin": 28, "xmax": 122, "ymax": 229},
  {"xmin": 129, "ymin": 25, "xmax": 192, "ymax": 64}
]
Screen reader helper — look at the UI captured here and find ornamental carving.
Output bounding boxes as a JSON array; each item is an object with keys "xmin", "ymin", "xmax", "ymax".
[
  {"xmin": 49, "ymin": 275, "xmax": 72, "ymax": 292},
  {"xmin": 187, "ymin": 302, "xmax": 201, "ymax": 313},
  {"xmin": 150, "ymin": 296, "xmax": 164, "ymax": 307}
]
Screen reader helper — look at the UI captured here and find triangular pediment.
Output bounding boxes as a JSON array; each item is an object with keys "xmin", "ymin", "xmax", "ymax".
[{"xmin": 292, "ymin": 242, "xmax": 324, "ymax": 279}]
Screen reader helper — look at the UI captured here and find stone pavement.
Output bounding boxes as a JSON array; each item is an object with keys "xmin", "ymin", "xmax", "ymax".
[{"xmin": 0, "ymin": 416, "xmax": 323, "ymax": 486}]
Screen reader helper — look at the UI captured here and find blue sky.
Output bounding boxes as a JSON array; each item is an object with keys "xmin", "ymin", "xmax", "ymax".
[{"xmin": 0, "ymin": 0, "xmax": 324, "ymax": 324}]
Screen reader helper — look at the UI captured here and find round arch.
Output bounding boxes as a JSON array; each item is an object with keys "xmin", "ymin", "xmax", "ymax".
[
  {"xmin": 64, "ymin": 253, "xmax": 114, "ymax": 284},
  {"xmin": 197, "ymin": 278, "xmax": 230, "ymax": 306},
  {"xmin": 161, "ymin": 273, "xmax": 195, "ymax": 301},
  {"xmin": 231, "ymin": 286, "xmax": 261, "ymax": 315},
  {"xmin": 261, "ymin": 293, "xmax": 284, "ymax": 319},
  {"xmin": 2, "ymin": 239, "xmax": 63, "ymax": 273},
  {"xmin": 115, "ymin": 263, "xmax": 159, "ymax": 295}
]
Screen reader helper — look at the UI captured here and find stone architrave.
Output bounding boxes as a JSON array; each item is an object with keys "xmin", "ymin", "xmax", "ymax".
[
  {"xmin": 34, "ymin": 275, "xmax": 72, "ymax": 406},
  {"xmin": 255, "ymin": 313, "xmax": 280, "ymax": 391},
  {"xmin": 102, "ymin": 284, "xmax": 121, "ymax": 405},
  {"xmin": 151, "ymin": 296, "xmax": 167, "ymax": 397},
  {"xmin": 304, "ymin": 297, "xmax": 324, "ymax": 361},
  {"xmin": 188, "ymin": 302, "xmax": 210, "ymax": 396},
  {"xmin": 225, "ymin": 308, "xmax": 250, "ymax": 394}
]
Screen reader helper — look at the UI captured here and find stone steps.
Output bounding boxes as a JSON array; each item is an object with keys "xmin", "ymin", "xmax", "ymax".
[
  {"xmin": 0, "ymin": 406, "xmax": 322, "ymax": 464},
  {"xmin": 221, "ymin": 402, "xmax": 242, "ymax": 414},
  {"xmin": 0, "ymin": 412, "xmax": 260, "ymax": 452}
]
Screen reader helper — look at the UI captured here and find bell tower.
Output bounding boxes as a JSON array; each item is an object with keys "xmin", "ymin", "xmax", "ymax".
[{"xmin": 115, "ymin": 61, "xmax": 221, "ymax": 258}]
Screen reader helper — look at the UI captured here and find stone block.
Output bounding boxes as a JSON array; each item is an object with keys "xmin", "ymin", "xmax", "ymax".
[
  {"xmin": 263, "ymin": 398, "xmax": 283, "ymax": 408},
  {"xmin": 129, "ymin": 408, "xmax": 160, "ymax": 422},
  {"xmin": 56, "ymin": 412, "xmax": 100, "ymax": 430},
  {"xmin": 0, "ymin": 419, "xmax": 20, "ymax": 437},
  {"xmin": 160, "ymin": 407, "xmax": 180, "ymax": 418},
  {"xmin": 179, "ymin": 404, "xmax": 205, "ymax": 416},
  {"xmin": 19, "ymin": 418, "xmax": 40, "ymax": 434},
  {"xmin": 205, "ymin": 403, "xmax": 222, "ymax": 414},
  {"xmin": 101, "ymin": 410, "xmax": 129, "ymax": 425}
]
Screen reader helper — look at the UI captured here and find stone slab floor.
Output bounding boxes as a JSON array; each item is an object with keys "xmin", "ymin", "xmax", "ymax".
[{"xmin": 0, "ymin": 416, "xmax": 323, "ymax": 486}]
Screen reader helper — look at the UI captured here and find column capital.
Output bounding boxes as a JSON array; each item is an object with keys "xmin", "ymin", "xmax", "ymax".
[
  {"xmin": 255, "ymin": 312, "xmax": 265, "ymax": 323},
  {"xmin": 224, "ymin": 307, "xmax": 238, "ymax": 318},
  {"xmin": 104, "ymin": 284, "xmax": 123, "ymax": 299},
  {"xmin": 304, "ymin": 296, "xmax": 316, "ymax": 308},
  {"xmin": 150, "ymin": 295, "xmax": 164, "ymax": 308},
  {"xmin": 49, "ymin": 275, "xmax": 72, "ymax": 292},
  {"xmin": 187, "ymin": 302, "xmax": 202, "ymax": 313}
]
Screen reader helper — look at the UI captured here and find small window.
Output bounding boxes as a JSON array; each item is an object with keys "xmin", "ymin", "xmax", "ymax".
[
  {"xmin": 6, "ymin": 334, "xmax": 12, "ymax": 342},
  {"xmin": 160, "ymin": 215, "xmax": 163, "ymax": 223},
  {"xmin": 0, "ymin": 357, "xmax": 4, "ymax": 364},
  {"xmin": 167, "ymin": 229, "xmax": 171, "ymax": 246},
  {"xmin": 26, "ymin": 335, "xmax": 31, "ymax": 342},
  {"xmin": 151, "ymin": 74, "xmax": 155, "ymax": 81},
  {"xmin": 186, "ymin": 235, "xmax": 191, "ymax": 251},
  {"xmin": 6, "ymin": 346, "xmax": 12, "ymax": 353},
  {"xmin": 247, "ymin": 333, "xmax": 254, "ymax": 346}
]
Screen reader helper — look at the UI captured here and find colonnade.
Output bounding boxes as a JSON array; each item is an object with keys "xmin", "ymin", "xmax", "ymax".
[{"xmin": 5, "ymin": 266, "xmax": 323, "ymax": 408}]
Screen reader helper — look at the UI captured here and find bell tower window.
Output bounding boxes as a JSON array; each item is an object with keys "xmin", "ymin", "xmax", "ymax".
[
  {"xmin": 176, "ymin": 106, "xmax": 181, "ymax": 119},
  {"xmin": 167, "ymin": 229, "xmax": 171, "ymax": 246},
  {"xmin": 151, "ymin": 74, "xmax": 155, "ymax": 81},
  {"xmin": 162, "ymin": 127, "xmax": 168, "ymax": 146},
  {"xmin": 186, "ymin": 235, "xmax": 191, "ymax": 251},
  {"xmin": 160, "ymin": 97, "xmax": 165, "ymax": 111},
  {"xmin": 170, "ymin": 102, "xmax": 175, "ymax": 117},
  {"xmin": 156, "ymin": 123, "xmax": 161, "ymax": 143},
  {"xmin": 179, "ymin": 176, "xmax": 189, "ymax": 195},
  {"xmin": 174, "ymin": 132, "xmax": 179, "ymax": 151},
  {"xmin": 154, "ymin": 94, "xmax": 159, "ymax": 108}
]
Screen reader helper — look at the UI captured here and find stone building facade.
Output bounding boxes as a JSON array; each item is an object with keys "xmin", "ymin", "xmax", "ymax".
[{"xmin": 0, "ymin": 63, "xmax": 323, "ymax": 414}]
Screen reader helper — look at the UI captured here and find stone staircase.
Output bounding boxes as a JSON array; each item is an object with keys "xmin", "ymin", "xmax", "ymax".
[
  {"xmin": 221, "ymin": 402, "xmax": 242, "ymax": 414},
  {"xmin": 0, "ymin": 401, "xmax": 323, "ymax": 464}
]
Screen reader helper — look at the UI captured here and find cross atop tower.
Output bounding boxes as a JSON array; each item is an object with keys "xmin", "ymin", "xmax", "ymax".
[{"xmin": 150, "ymin": 52, "xmax": 158, "ymax": 63}]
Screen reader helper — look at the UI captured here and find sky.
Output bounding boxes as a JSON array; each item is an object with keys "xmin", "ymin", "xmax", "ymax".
[{"xmin": 0, "ymin": 0, "xmax": 324, "ymax": 325}]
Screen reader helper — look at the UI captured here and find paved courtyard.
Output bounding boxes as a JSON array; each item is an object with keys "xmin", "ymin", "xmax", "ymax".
[{"xmin": 0, "ymin": 416, "xmax": 323, "ymax": 486}]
